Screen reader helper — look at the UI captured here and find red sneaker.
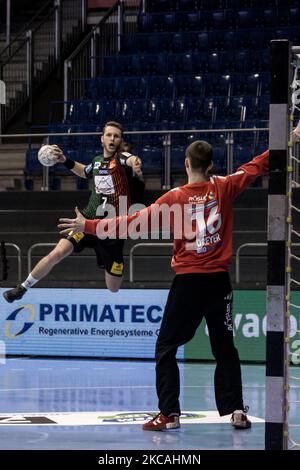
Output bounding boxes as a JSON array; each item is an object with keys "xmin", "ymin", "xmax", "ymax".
[
  {"xmin": 230, "ymin": 410, "xmax": 251, "ymax": 429},
  {"xmin": 143, "ymin": 413, "xmax": 180, "ymax": 431}
]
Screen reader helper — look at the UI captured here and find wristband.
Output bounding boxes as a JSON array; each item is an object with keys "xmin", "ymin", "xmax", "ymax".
[{"xmin": 63, "ymin": 158, "xmax": 75, "ymax": 169}]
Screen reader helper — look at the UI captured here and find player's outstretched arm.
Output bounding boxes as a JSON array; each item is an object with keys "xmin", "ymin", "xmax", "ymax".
[
  {"xmin": 52, "ymin": 145, "xmax": 87, "ymax": 178},
  {"xmin": 58, "ymin": 207, "xmax": 86, "ymax": 235},
  {"xmin": 126, "ymin": 155, "xmax": 143, "ymax": 179},
  {"xmin": 291, "ymin": 119, "xmax": 300, "ymax": 143}
]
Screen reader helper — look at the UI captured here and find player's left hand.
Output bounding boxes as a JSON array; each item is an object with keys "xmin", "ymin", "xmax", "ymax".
[
  {"xmin": 292, "ymin": 124, "xmax": 300, "ymax": 143},
  {"xmin": 127, "ymin": 156, "xmax": 142, "ymax": 175},
  {"xmin": 58, "ymin": 207, "xmax": 86, "ymax": 235}
]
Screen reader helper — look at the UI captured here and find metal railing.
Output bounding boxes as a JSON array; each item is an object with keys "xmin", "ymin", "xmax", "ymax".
[
  {"xmin": 27, "ymin": 243, "xmax": 56, "ymax": 274},
  {"xmin": 0, "ymin": 0, "xmax": 86, "ymax": 132},
  {"xmin": 64, "ymin": 0, "xmax": 139, "ymax": 105},
  {"xmin": 0, "ymin": 126, "xmax": 271, "ymax": 190},
  {"xmin": 129, "ymin": 242, "xmax": 173, "ymax": 283},
  {"xmin": 5, "ymin": 243, "xmax": 22, "ymax": 282}
]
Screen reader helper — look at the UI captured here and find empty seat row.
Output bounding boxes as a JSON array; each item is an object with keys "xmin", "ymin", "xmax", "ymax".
[
  {"xmin": 83, "ymin": 73, "xmax": 270, "ymax": 101},
  {"xmin": 121, "ymin": 27, "xmax": 300, "ymax": 54},
  {"xmin": 57, "ymin": 96, "xmax": 270, "ymax": 130},
  {"xmin": 138, "ymin": 7, "xmax": 300, "ymax": 33},
  {"xmin": 102, "ymin": 50, "xmax": 270, "ymax": 77}
]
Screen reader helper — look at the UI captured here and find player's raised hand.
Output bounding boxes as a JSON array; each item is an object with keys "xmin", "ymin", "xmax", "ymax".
[
  {"xmin": 51, "ymin": 145, "xmax": 66, "ymax": 163},
  {"xmin": 133, "ymin": 156, "xmax": 142, "ymax": 174},
  {"xmin": 58, "ymin": 207, "xmax": 86, "ymax": 235},
  {"xmin": 291, "ymin": 121, "xmax": 300, "ymax": 143}
]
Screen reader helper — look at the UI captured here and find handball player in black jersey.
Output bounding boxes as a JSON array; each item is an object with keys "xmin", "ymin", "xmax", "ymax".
[{"xmin": 3, "ymin": 121, "xmax": 143, "ymax": 303}]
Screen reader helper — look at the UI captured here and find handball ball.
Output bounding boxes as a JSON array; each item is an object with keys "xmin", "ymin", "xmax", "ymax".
[{"xmin": 38, "ymin": 145, "xmax": 58, "ymax": 167}]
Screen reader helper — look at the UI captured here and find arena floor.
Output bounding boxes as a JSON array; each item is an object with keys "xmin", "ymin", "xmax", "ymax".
[{"xmin": 0, "ymin": 359, "xmax": 299, "ymax": 451}]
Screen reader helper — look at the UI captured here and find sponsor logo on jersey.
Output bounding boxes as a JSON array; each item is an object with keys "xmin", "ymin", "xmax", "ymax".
[{"xmin": 188, "ymin": 195, "xmax": 207, "ymax": 203}]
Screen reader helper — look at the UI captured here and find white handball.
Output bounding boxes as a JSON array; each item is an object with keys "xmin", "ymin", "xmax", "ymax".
[{"xmin": 37, "ymin": 145, "xmax": 58, "ymax": 167}]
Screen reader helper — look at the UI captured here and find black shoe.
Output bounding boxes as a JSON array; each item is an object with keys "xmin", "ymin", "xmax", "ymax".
[{"xmin": 3, "ymin": 285, "xmax": 27, "ymax": 303}]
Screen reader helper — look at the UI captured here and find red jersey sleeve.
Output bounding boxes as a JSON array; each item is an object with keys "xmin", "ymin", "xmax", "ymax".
[
  {"xmin": 224, "ymin": 150, "xmax": 269, "ymax": 200},
  {"xmin": 85, "ymin": 190, "xmax": 175, "ymax": 238}
]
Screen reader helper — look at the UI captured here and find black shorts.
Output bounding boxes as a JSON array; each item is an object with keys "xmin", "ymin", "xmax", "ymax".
[{"xmin": 67, "ymin": 232, "xmax": 125, "ymax": 277}]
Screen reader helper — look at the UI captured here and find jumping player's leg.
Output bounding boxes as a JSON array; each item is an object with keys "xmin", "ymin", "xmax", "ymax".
[
  {"xmin": 3, "ymin": 238, "xmax": 74, "ymax": 303},
  {"xmin": 105, "ymin": 271, "xmax": 123, "ymax": 293},
  {"xmin": 31, "ymin": 238, "xmax": 74, "ymax": 280},
  {"xmin": 94, "ymin": 238, "xmax": 125, "ymax": 293}
]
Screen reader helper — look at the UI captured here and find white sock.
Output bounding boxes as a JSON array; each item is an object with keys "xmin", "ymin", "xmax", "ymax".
[{"xmin": 22, "ymin": 274, "xmax": 38, "ymax": 290}]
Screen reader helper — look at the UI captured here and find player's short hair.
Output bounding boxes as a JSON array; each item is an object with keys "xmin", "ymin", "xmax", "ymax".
[
  {"xmin": 103, "ymin": 121, "xmax": 124, "ymax": 136},
  {"xmin": 185, "ymin": 140, "xmax": 213, "ymax": 172}
]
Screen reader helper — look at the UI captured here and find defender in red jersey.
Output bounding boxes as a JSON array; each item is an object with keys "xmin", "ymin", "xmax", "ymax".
[
  {"xmin": 3, "ymin": 122, "xmax": 143, "ymax": 303},
  {"xmin": 58, "ymin": 140, "xmax": 268, "ymax": 430}
]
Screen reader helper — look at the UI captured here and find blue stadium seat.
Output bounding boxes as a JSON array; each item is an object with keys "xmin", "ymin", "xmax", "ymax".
[
  {"xmin": 204, "ymin": 74, "xmax": 231, "ymax": 97},
  {"xmin": 234, "ymin": 50, "xmax": 252, "ymax": 73},
  {"xmin": 179, "ymin": 11, "xmax": 202, "ymax": 31},
  {"xmin": 131, "ymin": 99, "xmax": 159, "ymax": 130},
  {"xmin": 290, "ymin": 7, "xmax": 300, "ymax": 25},
  {"xmin": 175, "ymin": 75, "xmax": 204, "ymax": 98},
  {"xmin": 171, "ymin": 145, "xmax": 185, "ymax": 172},
  {"xmin": 159, "ymin": 12, "xmax": 178, "ymax": 32},
  {"xmin": 178, "ymin": 0, "xmax": 198, "ymax": 9},
  {"xmin": 214, "ymin": 30, "xmax": 236, "ymax": 50},
  {"xmin": 192, "ymin": 52, "xmax": 208, "ymax": 74},
  {"xmin": 243, "ymin": 95, "xmax": 258, "ymax": 120},
  {"xmin": 195, "ymin": 32, "xmax": 209, "ymax": 51},
  {"xmin": 48, "ymin": 123, "xmax": 77, "ymax": 148},
  {"xmin": 148, "ymin": 76, "xmax": 175, "ymax": 99},
  {"xmin": 115, "ymin": 99, "xmax": 133, "ymax": 125},
  {"xmin": 88, "ymin": 101, "xmax": 103, "ymax": 123},
  {"xmin": 103, "ymin": 56, "xmax": 119, "ymax": 76},
  {"xmin": 168, "ymin": 53, "xmax": 194, "ymax": 74},
  {"xmin": 138, "ymin": 13, "xmax": 154, "ymax": 33},
  {"xmin": 211, "ymin": 10, "xmax": 231, "ymax": 29},
  {"xmin": 146, "ymin": 33, "xmax": 170, "ymax": 53},
  {"xmin": 85, "ymin": 78, "xmax": 100, "ymax": 99},
  {"xmin": 257, "ymin": 95, "xmax": 270, "ymax": 119},
  {"xmin": 158, "ymin": 98, "xmax": 187, "ymax": 130},
  {"xmin": 115, "ymin": 77, "xmax": 148, "ymax": 99},
  {"xmin": 215, "ymin": 96, "xmax": 230, "ymax": 121},
  {"xmin": 185, "ymin": 97, "xmax": 207, "ymax": 128},
  {"xmin": 236, "ymin": 9, "xmax": 260, "ymax": 28},
  {"xmin": 25, "ymin": 149, "xmax": 42, "ymax": 174},
  {"xmin": 227, "ymin": 96, "xmax": 245, "ymax": 124},
  {"xmin": 244, "ymin": 73, "xmax": 261, "ymax": 96},
  {"xmin": 146, "ymin": 0, "xmax": 176, "ymax": 12},
  {"xmin": 94, "ymin": 78, "xmax": 116, "ymax": 99},
  {"xmin": 118, "ymin": 55, "xmax": 141, "ymax": 75},
  {"xmin": 248, "ymin": 30, "xmax": 266, "ymax": 49},
  {"xmin": 234, "ymin": 144, "xmax": 251, "ymax": 169},
  {"xmin": 212, "ymin": 145, "xmax": 227, "ymax": 175},
  {"xmin": 140, "ymin": 54, "xmax": 168, "ymax": 75},
  {"xmin": 96, "ymin": 100, "xmax": 117, "ymax": 124},
  {"xmin": 77, "ymin": 124, "xmax": 99, "ymax": 149},
  {"xmin": 207, "ymin": 52, "xmax": 222, "ymax": 73},
  {"xmin": 235, "ymin": 30, "xmax": 250, "ymax": 49},
  {"xmin": 202, "ymin": 97, "xmax": 217, "ymax": 126},
  {"xmin": 120, "ymin": 35, "xmax": 140, "ymax": 54},
  {"xmin": 260, "ymin": 72, "xmax": 270, "ymax": 95},
  {"xmin": 140, "ymin": 146, "xmax": 163, "ymax": 173}
]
